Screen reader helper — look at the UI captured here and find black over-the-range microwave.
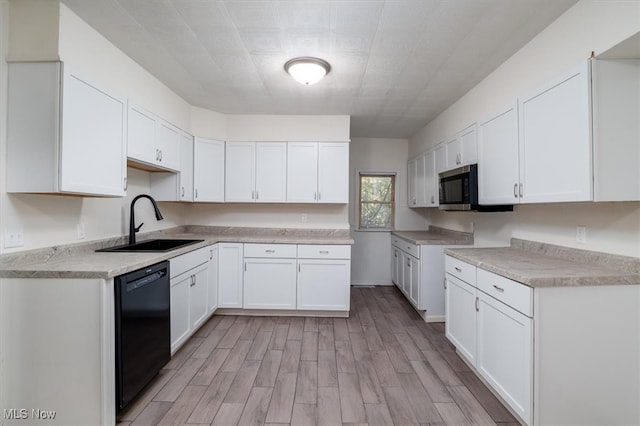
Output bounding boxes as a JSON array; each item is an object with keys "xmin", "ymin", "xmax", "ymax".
[{"xmin": 438, "ymin": 164, "xmax": 513, "ymax": 212}]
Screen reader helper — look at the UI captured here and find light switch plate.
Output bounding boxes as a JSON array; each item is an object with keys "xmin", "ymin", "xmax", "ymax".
[{"xmin": 576, "ymin": 226, "xmax": 586, "ymax": 243}]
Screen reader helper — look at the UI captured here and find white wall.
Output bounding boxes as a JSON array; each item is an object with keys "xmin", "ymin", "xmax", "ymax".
[
  {"xmin": 349, "ymin": 137, "xmax": 429, "ymax": 285},
  {"xmin": 409, "ymin": 0, "xmax": 640, "ymax": 258}
]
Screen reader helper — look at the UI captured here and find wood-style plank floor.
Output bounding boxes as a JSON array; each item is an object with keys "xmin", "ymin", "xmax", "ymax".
[{"xmin": 117, "ymin": 286, "xmax": 520, "ymax": 425}]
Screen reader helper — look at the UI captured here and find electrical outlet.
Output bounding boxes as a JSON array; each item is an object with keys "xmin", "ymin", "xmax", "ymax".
[
  {"xmin": 4, "ymin": 228, "xmax": 24, "ymax": 248},
  {"xmin": 576, "ymin": 226, "xmax": 586, "ymax": 243},
  {"xmin": 300, "ymin": 213, "xmax": 308, "ymax": 223},
  {"xmin": 77, "ymin": 223, "xmax": 86, "ymax": 239}
]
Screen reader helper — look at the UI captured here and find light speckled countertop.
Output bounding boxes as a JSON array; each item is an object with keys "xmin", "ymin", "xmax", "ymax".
[
  {"xmin": 0, "ymin": 226, "xmax": 354, "ymax": 279},
  {"xmin": 392, "ymin": 226, "xmax": 473, "ymax": 245},
  {"xmin": 445, "ymin": 238, "xmax": 640, "ymax": 287}
]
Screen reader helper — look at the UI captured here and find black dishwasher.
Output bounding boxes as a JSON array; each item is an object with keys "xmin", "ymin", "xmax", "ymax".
[{"xmin": 114, "ymin": 261, "xmax": 170, "ymax": 414}]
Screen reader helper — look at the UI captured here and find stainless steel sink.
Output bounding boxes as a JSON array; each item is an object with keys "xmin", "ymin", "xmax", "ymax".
[{"xmin": 96, "ymin": 239, "xmax": 204, "ymax": 253}]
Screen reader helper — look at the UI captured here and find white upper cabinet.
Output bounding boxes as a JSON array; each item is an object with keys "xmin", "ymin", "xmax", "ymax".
[
  {"xmin": 424, "ymin": 150, "xmax": 439, "ymax": 207},
  {"xmin": 445, "ymin": 124, "xmax": 477, "ymax": 170},
  {"xmin": 127, "ymin": 104, "xmax": 180, "ymax": 172},
  {"xmin": 225, "ymin": 142, "xmax": 255, "ymax": 202},
  {"xmin": 478, "ymin": 105, "xmax": 521, "ymax": 205},
  {"xmin": 287, "ymin": 142, "xmax": 349, "ymax": 203},
  {"xmin": 407, "ymin": 156, "xmax": 418, "ymax": 207},
  {"xmin": 255, "ymin": 143, "xmax": 287, "ymax": 202},
  {"xmin": 592, "ymin": 59, "xmax": 640, "ymax": 201},
  {"xmin": 150, "ymin": 131, "xmax": 195, "ymax": 202},
  {"xmin": 416, "ymin": 153, "xmax": 428, "ymax": 206},
  {"xmin": 7, "ymin": 62, "xmax": 126, "ymax": 197},
  {"xmin": 317, "ymin": 143, "xmax": 349, "ymax": 203},
  {"xmin": 194, "ymin": 138, "xmax": 225, "ymax": 202},
  {"xmin": 518, "ymin": 61, "xmax": 592, "ymax": 203},
  {"xmin": 435, "ymin": 143, "xmax": 447, "ymax": 174},
  {"xmin": 287, "ymin": 142, "xmax": 318, "ymax": 202},
  {"xmin": 225, "ymin": 142, "xmax": 287, "ymax": 202}
]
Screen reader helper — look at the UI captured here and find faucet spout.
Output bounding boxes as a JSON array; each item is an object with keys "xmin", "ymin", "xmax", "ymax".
[{"xmin": 129, "ymin": 194, "xmax": 164, "ymax": 245}]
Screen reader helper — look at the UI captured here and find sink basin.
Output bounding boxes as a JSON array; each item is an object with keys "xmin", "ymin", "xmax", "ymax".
[{"xmin": 96, "ymin": 239, "xmax": 204, "ymax": 253}]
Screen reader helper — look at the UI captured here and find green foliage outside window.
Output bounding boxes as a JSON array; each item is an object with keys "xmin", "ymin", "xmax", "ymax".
[{"xmin": 359, "ymin": 174, "xmax": 395, "ymax": 229}]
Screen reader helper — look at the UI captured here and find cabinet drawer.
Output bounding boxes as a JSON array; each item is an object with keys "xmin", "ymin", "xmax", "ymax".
[
  {"xmin": 170, "ymin": 246, "xmax": 210, "ymax": 278},
  {"xmin": 397, "ymin": 239, "xmax": 420, "ymax": 258},
  {"xmin": 445, "ymin": 255, "xmax": 476, "ymax": 285},
  {"xmin": 477, "ymin": 268, "xmax": 532, "ymax": 317},
  {"xmin": 244, "ymin": 243, "xmax": 297, "ymax": 258},
  {"xmin": 297, "ymin": 244, "xmax": 351, "ymax": 259}
]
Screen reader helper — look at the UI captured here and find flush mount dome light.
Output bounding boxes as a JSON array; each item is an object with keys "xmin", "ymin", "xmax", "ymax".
[{"xmin": 284, "ymin": 57, "xmax": 331, "ymax": 85}]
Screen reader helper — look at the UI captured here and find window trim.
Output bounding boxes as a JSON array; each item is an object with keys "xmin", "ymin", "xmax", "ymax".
[{"xmin": 357, "ymin": 171, "xmax": 397, "ymax": 230}]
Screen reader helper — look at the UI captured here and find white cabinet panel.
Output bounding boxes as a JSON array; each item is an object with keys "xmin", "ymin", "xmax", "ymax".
[
  {"xmin": 478, "ymin": 105, "xmax": 520, "ymax": 205},
  {"xmin": 225, "ymin": 142, "xmax": 255, "ymax": 202},
  {"xmin": 477, "ymin": 291, "xmax": 532, "ymax": 425},
  {"xmin": 317, "ymin": 143, "xmax": 349, "ymax": 203},
  {"xmin": 424, "ymin": 150, "xmax": 438, "ymax": 207},
  {"xmin": 170, "ymin": 273, "xmax": 191, "ymax": 352},
  {"xmin": 218, "ymin": 243, "xmax": 244, "ymax": 308},
  {"xmin": 207, "ymin": 245, "xmax": 218, "ymax": 314},
  {"xmin": 519, "ymin": 62, "xmax": 592, "ymax": 203},
  {"xmin": 150, "ymin": 132, "xmax": 194, "ymax": 202},
  {"xmin": 127, "ymin": 104, "xmax": 180, "ymax": 172},
  {"xmin": 297, "ymin": 259, "xmax": 350, "ymax": 311},
  {"xmin": 287, "ymin": 142, "xmax": 318, "ymax": 202},
  {"xmin": 7, "ymin": 62, "xmax": 126, "ymax": 196},
  {"xmin": 416, "ymin": 153, "xmax": 427, "ymax": 206},
  {"xmin": 189, "ymin": 265, "xmax": 209, "ymax": 330},
  {"xmin": 194, "ymin": 138, "xmax": 225, "ymax": 202},
  {"xmin": 244, "ymin": 258, "xmax": 297, "ymax": 309},
  {"xmin": 408, "ymin": 157, "xmax": 418, "ymax": 207},
  {"xmin": 255, "ymin": 142, "xmax": 287, "ymax": 202},
  {"xmin": 156, "ymin": 120, "xmax": 181, "ymax": 172},
  {"xmin": 445, "ymin": 274, "xmax": 477, "ymax": 365},
  {"xmin": 445, "ymin": 124, "xmax": 477, "ymax": 170},
  {"xmin": 445, "ymin": 136, "xmax": 461, "ymax": 170}
]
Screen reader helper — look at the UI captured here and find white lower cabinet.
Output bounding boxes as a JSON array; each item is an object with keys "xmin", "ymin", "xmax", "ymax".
[
  {"xmin": 244, "ymin": 258, "xmax": 297, "ymax": 309},
  {"xmin": 207, "ymin": 245, "xmax": 219, "ymax": 314},
  {"xmin": 297, "ymin": 259, "xmax": 350, "ymax": 311},
  {"xmin": 218, "ymin": 243, "xmax": 244, "ymax": 308},
  {"xmin": 445, "ymin": 255, "xmax": 533, "ymax": 425},
  {"xmin": 445, "ymin": 274, "xmax": 477, "ymax": 365},
  {"xmin": 169, "ymin": 247, "xmax": 212, "ymax": 353},
  {"xmin": 477, "ymin": 291, "xmax": 532, "ymax": 424}
]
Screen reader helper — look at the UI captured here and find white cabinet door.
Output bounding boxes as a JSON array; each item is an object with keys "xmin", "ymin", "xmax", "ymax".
[
  {"xmin": 407, "ymin": 157, "xmax": 418, "ymax": 207},
  {"xmin": 60, "ymin": 70, "xmax": 127, "ymax": 196},
  {"xmin": 408, "ymin": 254, "xmax": 420, "ymax": 307},
  {"xmin": 170, "ymin": 273, "xmax": 191, "ymax": 353},
  {"xmin": 194, "ymin": 138, "xmax": 225, "ymax": 202},
  {"xmin": 189, "ymin": 264, "xmax": 209, "ymax": 330},
  {"xmin": 416, "ymin": 153, "xmax": 427, "ymax": 206},
  {"xmin": 445, "ymin": 274, "xmax": 477, "ymax": 365},
  {"xmin": 459, "ymin": 124, "xmax": 478, "ymax": 166},
  {"xmin": 225, "ymin": 142, "xmax": 255, "ymax": 202},
  {"xmin": 207, "ymin": 245, "xmax": 218, "ymax": 314},
  {"xmin": 519, "ymin": 62, "xmax": 592, "ymax": 203},
  {"xmin": 478, "ymin": 105, "xmax": 520, "ymax": 205},
  {"xmin": 218, "ymin": 243, "xmax": 244, "ymax": 308},
  {"xmin": 244, "ymin": 258, "xmax": 297, "ymax": 309},
  {"xmin": 400, "ymin": 252, "xmax": 410, "ymax": 297},
  {"xmin": 297, "ymin": 259, "xmax": 350, "ymax": 310},
  {"xmin": 7, "ymin": 62, "xmax": 126, "ymax": 196},
  {"xmin": 435, "ymin": 144, "xmax": 447, "ymax": 175},
  {"xmin": 255, "ymin": 142, "xmax": 287, "ymax": 202},
  {"xmin": 156, "ymin": 120, "xmax": 181, "ymax": 172},
  {"xmin": 391, "ymin": 246, "xmax": 400, "ymax": 286},
  {"xmin": 318, "ymin": 143, "xmax": 349, "ymax": 203},
  {"xmin": 477, "ymin": 291, "xmax": 532, "ymax": 425},
  {"xmin": 424, "ymin": 150, "xmax": 438, "ymax": 207},
  {"xmin": 445, "ymin": 135, "xmax": 461, "ymax": 169},
  {"xmin": 179, "ymin": 133, "xmax": 194, "ymax": 201},
  {"xmin": 127, "ymin": 105, "xmax": 157, "ymax": 166},
  {"xmin": 287, "ymin": 142, "xmax": 318, "ymax": 202}
]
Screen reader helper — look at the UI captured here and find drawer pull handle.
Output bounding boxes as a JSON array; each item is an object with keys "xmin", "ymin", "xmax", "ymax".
[
  {"xmin": 454, "ymin": 267, "xmax": 462, "ymax": 272},
  {"xmin": 475, "ymin": 296, "xmax": 479, "ymax": 312},
  {"xmin": 265, "ymin": 249, "xmax": 276, "ymax": 253},
  {"xmin": 493, "ymin": 285, "xmax": 505, "ymax": 292},
  {"xmin": 444, "ymin": 278, "xmax": 447, "ymax": 289},
  {"xmin": 319, "ymin": 250, "xmax": 329, "ymax": 254}
]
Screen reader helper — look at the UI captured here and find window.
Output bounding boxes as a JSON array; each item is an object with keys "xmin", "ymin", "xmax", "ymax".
[{"xmin": 358, "ymin": 173, "xmax": 395, "ymax": 229}]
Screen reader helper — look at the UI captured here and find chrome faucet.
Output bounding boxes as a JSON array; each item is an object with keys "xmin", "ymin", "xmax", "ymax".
[{"xmin": 129, "ymin": 194, "xmax": 164, "ymax": 245}]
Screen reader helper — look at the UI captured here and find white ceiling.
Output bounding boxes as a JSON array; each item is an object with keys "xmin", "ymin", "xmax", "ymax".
[{"xmin": 61, "ymin": 0, "xmax": 578, "ymax": 139}]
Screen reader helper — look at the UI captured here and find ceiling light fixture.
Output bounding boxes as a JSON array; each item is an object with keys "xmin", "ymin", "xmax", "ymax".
[{"xmin": 284, "ymin": 57, "xmax": 331, "ymax": 85}]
